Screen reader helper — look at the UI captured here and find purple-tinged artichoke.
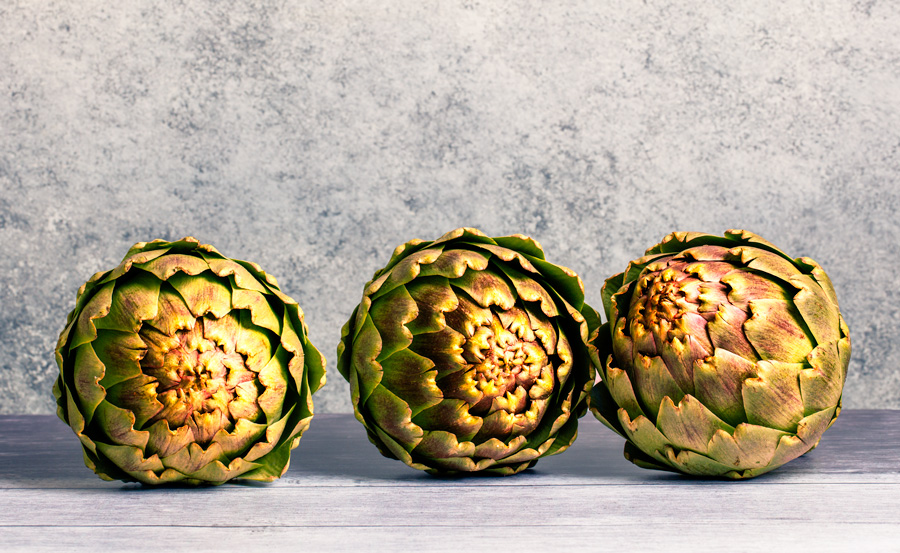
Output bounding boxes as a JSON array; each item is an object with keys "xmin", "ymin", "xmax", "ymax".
[
  {"xmin": 53, "ymin": 237, "xmax": 325, "ymax": 484},
  {"xmin": 591, "ymin": 230, "xmax": 850, "ymax": 479},
  {"xmin": 337, "ymin": 228, "xmax": 599, "ymax": 475}
]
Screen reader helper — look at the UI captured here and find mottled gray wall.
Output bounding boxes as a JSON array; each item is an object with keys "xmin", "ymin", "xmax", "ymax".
[{"xmin": 2, "ymin": 0, "xmax": 898, "ymax": 414}]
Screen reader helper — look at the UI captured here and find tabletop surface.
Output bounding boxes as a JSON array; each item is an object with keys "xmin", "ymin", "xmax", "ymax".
[{"xmin": 1, "ymin": 410, "xmax": 898, "ymax": 552}]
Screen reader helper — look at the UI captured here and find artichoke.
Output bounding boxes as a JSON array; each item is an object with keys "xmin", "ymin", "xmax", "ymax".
[
  {"xmin": 337, "ymin": 228, "xmax": 599, "ymax": 475},
  {"xmin": 53, "ymin": 237, "xmax": 325, "ymax": 484},
  {"xmin": 590, "ymin": 230, "xmax": 850, "ymax": 478}
]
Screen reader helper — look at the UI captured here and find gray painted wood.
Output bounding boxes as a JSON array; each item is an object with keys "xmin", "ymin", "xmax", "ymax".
[{"xmin": 1, "ymin": 411, "xmax": 898, "ymax": 551}]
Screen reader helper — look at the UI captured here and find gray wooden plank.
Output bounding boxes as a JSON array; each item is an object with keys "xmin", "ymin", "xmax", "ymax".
[
  {"xmin": 2, "ymin": 482, "xmax": 898, "ymax": 526},
  {"xmin": 1, "ymin": 411, "xmax": 898, "ymax": 489},
  {"xmin": 3, "ymin": 523, "xmax": 899, "ymax": 553}
]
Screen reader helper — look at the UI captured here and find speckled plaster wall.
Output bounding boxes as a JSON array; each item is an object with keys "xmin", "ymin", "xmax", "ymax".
[{"xmin": 2, "ymin": 0, "xmax": 899, "ymax": 414}]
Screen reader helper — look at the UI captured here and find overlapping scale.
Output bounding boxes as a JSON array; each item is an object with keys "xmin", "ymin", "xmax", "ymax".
[
  {"xmin": 590, "ymin": 229, "xmax": 850, "ymax": 479},
  {"xmin": 54, "ymin": 237, "xmax": 325, "ymax": 485},
  {"xmin": 338, "ymin": 228, "xmax": 598, "ymax": 475}
]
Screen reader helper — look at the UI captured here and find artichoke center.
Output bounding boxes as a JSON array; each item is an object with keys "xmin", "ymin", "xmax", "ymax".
[
  {"xmin": 635, "ymin": 272, "xmax": 696, "ymax": 340},
  {"xmin": 138, "ymin": 314, "xmax": 260, "ymax": 442},
  {"xmin": 462, "ymin": 312, "xmax": 550, "ymax": 415}
]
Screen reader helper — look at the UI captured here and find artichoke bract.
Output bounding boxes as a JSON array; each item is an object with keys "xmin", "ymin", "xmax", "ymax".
[
  {"xmin": 53, "ymin": 237, "xmax": 325, "ymax": 485},
  {"xmin": 337, "ymin": 228, "xmax": 599, "ymax": 475},
  {"xmin": 591, "ymin": 230, "xmax": 850, "ymax": 479}
]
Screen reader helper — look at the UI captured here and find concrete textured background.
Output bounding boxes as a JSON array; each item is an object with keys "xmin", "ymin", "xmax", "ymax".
[{"xmin": 1, "ymin": 0, "xmax": 899, "ymax": 414}]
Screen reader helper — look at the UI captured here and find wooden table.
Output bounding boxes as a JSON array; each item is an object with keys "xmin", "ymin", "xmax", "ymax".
[{"xmin": 1, "ymin": 411, "xmax": 898, "ymax": 552}]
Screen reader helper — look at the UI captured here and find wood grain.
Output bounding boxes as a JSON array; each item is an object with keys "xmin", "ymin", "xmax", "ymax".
[{"xmin": 1, "ymin": 411, "xmax": 898, "ymax": 551}]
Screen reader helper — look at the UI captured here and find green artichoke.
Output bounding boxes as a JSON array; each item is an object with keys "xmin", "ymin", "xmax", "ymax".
[
  {"xmin": 53, "ymin": 237, "xmax": 325, "ymax": 484},
  {"xmin": 590, "ymin": 230, "xmax": 850, "ymax": 478},
  {"xmin": 337, "ymin": 228, "xmax": 599, "ymax": 475}
]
